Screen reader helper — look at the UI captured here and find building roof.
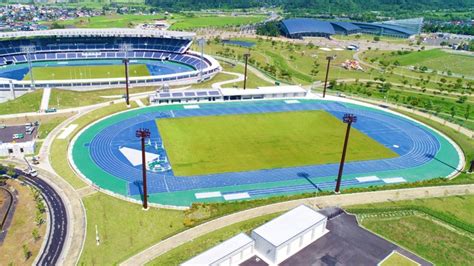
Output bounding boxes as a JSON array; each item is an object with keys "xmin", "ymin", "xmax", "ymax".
[
  {"xmin": 182, "ymin": 233, "xmax": 254, "ymax": 265},
  {"xmin": 330, "ymin": 21, "xmax": 360, "ymax": 31},
  {"xmin": 220, "ymin": 86, "xmax": 307, "ymax": 96},
  {"xmin": 0, "ymin": 28, "xmax": 195, "ymax": 40},
  {"xmin": 352, "ymin": 22, "xmax": 415, "ymax": 36},
  {"xmin": 281, "ymin": 18, "xmax": 335, "ymax": 35},
  {"xmin": 252, "ymin": 205, "xmax": 327, "ymax": 247}
]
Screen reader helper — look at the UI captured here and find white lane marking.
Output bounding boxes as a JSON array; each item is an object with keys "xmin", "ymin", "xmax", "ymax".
[
  {"xmin": 285, "ymin": 100, "xmax": 300, "ymax": 104},
  {"xmin": 382, "ymin": 177, "xmax": 407, "ymax": 183},
  {"xmin": 195, "ymin": 191, "xmax": 222, "ymax": 199},
  {"xmin": 118, "ymin": 147, "xmax": 159, "ymax": 166},
  {"xmin": 223, "ymin": 192, "xmax": 250, "ymax": 201},
  {"xmin": 356, "ymin": 176, "xmax": 380, "ymax": 182},
  {"xmin": 184, "ymin": 105, "xmax": 200, "ymax": 109}
]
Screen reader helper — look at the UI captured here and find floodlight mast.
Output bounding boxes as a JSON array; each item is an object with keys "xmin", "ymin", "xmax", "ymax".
[
  {"xmin": 136, "ymin": 128, "xmax": 151, "ymax": 210},
  {"xmin": 243, "ymin": 52, "xmax": 250, "ymax": 90},
  {"xmin": 322, "ymin": 55, "xmax": 336, "ymax": 98},
  {"xmin": 335, "ymin": 113, "xmax": 357, "ymax": 193},
  {"xmin": 22, "ymin": 46, "xmax": 36, "ymax": 91},
  {"xmin": 121, "ymin": 44, "xmax": 132, "ymax": 107},
  {"xmin": 198, "ymin": 38, "xmax": 205, "ymax": 82}
]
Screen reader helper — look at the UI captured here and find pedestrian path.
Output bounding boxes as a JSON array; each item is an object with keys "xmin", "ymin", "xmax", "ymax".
[{"xmin": 40, "ymin": 87, "xmax": 51, "ymax": 112}]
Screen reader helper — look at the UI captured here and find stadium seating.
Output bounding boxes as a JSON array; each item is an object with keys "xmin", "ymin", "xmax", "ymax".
[{"xmin": 0, "ymin": 36, "xmax": 199, "ymax": 67}]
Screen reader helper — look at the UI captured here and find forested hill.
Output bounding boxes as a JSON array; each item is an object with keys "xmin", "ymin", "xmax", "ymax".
[{"xmin": 146, "ymin": 0, "xmax": 474, "ymax": 13}]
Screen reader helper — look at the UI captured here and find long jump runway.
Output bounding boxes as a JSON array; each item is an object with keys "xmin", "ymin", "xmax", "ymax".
[{"xmin": 71, "ymin": 99, "xmax": 462, "ymax": 206}]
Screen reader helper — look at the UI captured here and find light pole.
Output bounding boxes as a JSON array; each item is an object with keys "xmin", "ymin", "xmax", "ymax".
[
  {"xmin": 243, "ymin": 52, "xmax": 250, "ymax": 90},
  {"xmin": 121, "ymin": 44, "xmax": 132, "ymax": 107},
  {"xmin": 322, "ymin": 55, "xmax": 336, "ymax": 98},
  {"xmin": 335, "ymin": 113, "xmax": 357, "ymax": 193},
  {"xmin": 136, "ymin": 128, "xmax": 151, "ymax": 210},
  {"xmin": 198, "ymin": 38, "xmax": 205, "ymax": 82},
  {"xmin": 21, "ymin": 46, "xmax": 36, "ymax": 91}
]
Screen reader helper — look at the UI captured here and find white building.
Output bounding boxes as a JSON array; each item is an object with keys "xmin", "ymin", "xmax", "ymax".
[
  {"xmin": 182, "ymin": 233, "xmax": 255, "ymax": 266},
  {"xmin": 0, "ymin": 125, "xmax": 37, "ymax": 157},
  {"xmin": 149, "ymin": 86, "xmax": 308, "ymax": 105},
  {"xmin": 182, "ymin": 205, "xmax": 328, "ymax": 266},
  {"xmin": 251, "ymin": 205, "xmax": 328, "ymax": 264}
]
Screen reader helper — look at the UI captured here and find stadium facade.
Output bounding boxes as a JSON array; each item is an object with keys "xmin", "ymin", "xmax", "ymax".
[
  {"xmin": 281, "ymin": 18, "xmax": 423, "ymax": 39},
  {"xmin": 0, "ymin": 28, "xmax": 221, "ymax": 98}
]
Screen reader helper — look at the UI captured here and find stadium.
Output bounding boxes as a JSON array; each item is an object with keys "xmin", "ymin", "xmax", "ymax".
[
  {"xmin": 0, "ymin": 28, "xmax": 221, "ymax": 96},
  {"xmin": 70, "ymin": 97, "xmax": 463, "ymax": 207},
  {"xmin": 280, "ymin": 18, "xmax": 423, "ymax": 39}
]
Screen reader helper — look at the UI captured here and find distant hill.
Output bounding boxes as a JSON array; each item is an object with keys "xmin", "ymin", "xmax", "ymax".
[{"xmin": 146, "ymin": 0, "xmax": 474, "ymax": 13}]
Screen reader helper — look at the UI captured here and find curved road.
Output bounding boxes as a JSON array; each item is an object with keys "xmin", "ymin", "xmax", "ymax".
[{"xmin": 16, "ymin": 169, "xmax": 68, "ymax": 266}]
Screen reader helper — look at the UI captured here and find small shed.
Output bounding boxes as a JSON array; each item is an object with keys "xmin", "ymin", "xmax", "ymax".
[
  {"xmin": 181, "ymin": 233, "xmax": 255, "ymax": 266},
  {"xmin": 251, "ymin": 205, "xmax": 328, "ymax": 264}
]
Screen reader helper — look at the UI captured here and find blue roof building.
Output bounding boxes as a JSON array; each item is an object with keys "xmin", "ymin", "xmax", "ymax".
[
  {"xmin": 279, "ymin": 18, "xmax": 421, "ymax": 39},
  {"xmin": 281, "ymin": 18, "xmax": 335, "ymax": 38}
]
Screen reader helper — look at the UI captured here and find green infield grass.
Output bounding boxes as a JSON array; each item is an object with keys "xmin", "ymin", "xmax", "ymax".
[
  {"xmin": 157, "ymin": 110, "xmax": 397, "ymax": 176},
  {"xmin": 23, "ymin": 64, "xmax": 150, "ymax": 81}
]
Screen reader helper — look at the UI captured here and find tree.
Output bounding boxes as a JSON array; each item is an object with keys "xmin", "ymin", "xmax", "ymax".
[
  {"xmin": 465, "ymin": 105, "xmax": 471, "ymax": 121},
  {"xmin": 450, "ymin": 106, "xmax": 456, "ymax": 119},
  {"xmin": 373, "ymin": 36, "xmax": 380, "ymax": 42},
  {"xmin": 32, "ymin": 228, "xmax": 40, "ymax": 241},
  {"xmin": 6, "ymin": 164, "xmax": 15, "ymax": 178},
  {"xmin": 22, "ymin": 245, "xmax": 31, "ymax": 260}
]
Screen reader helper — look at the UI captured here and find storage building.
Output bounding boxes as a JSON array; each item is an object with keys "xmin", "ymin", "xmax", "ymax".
[{"xmin": 251, "ymin": 205, "xmax": 328, "ymax": 264}]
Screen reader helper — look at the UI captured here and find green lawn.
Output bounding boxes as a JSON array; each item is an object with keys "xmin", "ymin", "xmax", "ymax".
[
  {"xmin": 380, "ymin": 252, "xmax": 418, "ymax": 266},
  {"xmin": 349, "ymin": 195, "xmax": 474, "ymax": 266},
  {"xmin": 24, "ymin": 64, "xmax": 150, "ymax": 81},
  {"xmin": 157, "ymin": 110, "xmax": 397, "ymax": 176},
  {"xmin": 0, "ymin": 89, "xmax": 42, "ymax": 115},
  {"xmin": 147, "ymin": 212, "xmax": 280, "ymax": 265},
  {"xmin": 170, "ymin": 15, "xmax": 265, "ymax": 30},
  {"xmin": 80, "ymin": 193, "xmax": 186, "ymax": 265}
]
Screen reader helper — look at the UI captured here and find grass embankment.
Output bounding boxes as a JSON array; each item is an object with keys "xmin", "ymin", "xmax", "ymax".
[
  {"xmin": 50, "ymin": 102, "xmax": 137, "ymax": 189},
  {"xmin": 79, "ymin": 193, "xmax": 186, "ymax": 265},
  {"xmin": 0, "ymin": 89, "xmax": 43, "ymax": 115},
  {"xmin": 365, "ymin": 49, "xmax": 474, "ymax": 77},
  {"xmin": 348, "ymin": 195, "xmax": 474, "ymax": 266},
  {"xmin": 0, "ymin": 180, "xmax": 46, "ymax": 264},
  {"xmin": 24, "ymin": 64, "xmax": 150, "ymax": 81},
  {"xmin": 147, "ymin": 212, "xmax": 280, "ymax": 265},
  {"xmin": 158, "ymin": 110, "xmax": 396, "ymax": 176}
]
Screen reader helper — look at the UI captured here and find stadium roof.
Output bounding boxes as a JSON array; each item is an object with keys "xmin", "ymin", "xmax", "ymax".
[
  {"xmin": 330, "ymin": 21, "xmax": 361, "ymax": 31},
  {"xmin": 352, "ymin": 22, "xmax": 416, "ymax": 36},
  {"xmin": 281, "ymin": 18, "xmax": 335, "ymax": 35},
  {"xmin": 0, "ymin": 28, "xmax": 195, "ymax": 40}
]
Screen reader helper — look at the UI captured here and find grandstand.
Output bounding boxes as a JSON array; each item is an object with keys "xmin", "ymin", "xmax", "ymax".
[
  {"xmin": 0, "ymin": 28, "xmax": 221, "ymax": 95},
  {"xmin": 280, "ymin": 18, "xmax": 422, "ymax": 39}
]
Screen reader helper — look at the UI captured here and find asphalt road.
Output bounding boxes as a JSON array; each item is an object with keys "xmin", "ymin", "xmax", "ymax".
[{"xmin": 16, "ymin": 169, "xmax": 68, "ymax": 266}]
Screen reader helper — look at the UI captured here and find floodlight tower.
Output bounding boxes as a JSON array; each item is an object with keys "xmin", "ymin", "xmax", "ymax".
[
  {"xmin": 322, "ymin": 55, "xmax": 336, "ymax": 98},
  {"xmin": 22, "ymin": 46, "xmax": 36, "ymax": 91},
  {"xmin": 136, "ymin": 128, "xmax": 151, "ymax": 210},
  {"xmin": 335, "ymin": 113, "xmax": 357, "ymax": 193},
  {"xmin": 243, "ymin": 52, "xmax": 251, "ymax": 90},
  {"xmin": 121, "ymin": 43, "xmax": 132, "ymax": 107},
  {"xmin": 197, "ymin": 38, "xmax": 205, "ymax": 82}
]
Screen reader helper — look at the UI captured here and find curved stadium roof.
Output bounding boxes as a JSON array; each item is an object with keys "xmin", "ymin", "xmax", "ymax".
[
  {"xmin": 330, "ymin": 21, "xmax": 360, "ymax": 31},
  {"xmin": 352, "ymin": 22, "xmax": 416, "ymax": 36},
  {"xmin": 281, "ymin": 18, "xmax": 335, "ymax": 36}
]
